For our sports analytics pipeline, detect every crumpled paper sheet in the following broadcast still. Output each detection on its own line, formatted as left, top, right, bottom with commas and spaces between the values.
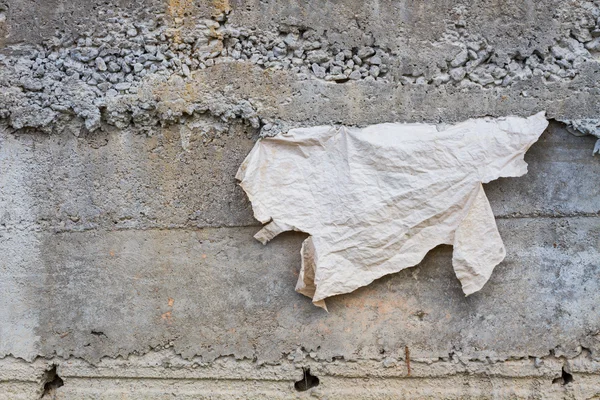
236, 112, 548, 309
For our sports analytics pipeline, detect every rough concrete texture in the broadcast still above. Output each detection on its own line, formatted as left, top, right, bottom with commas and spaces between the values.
3, 351, 600, 399
1, 0, 600, 398
3, 0, 600, 135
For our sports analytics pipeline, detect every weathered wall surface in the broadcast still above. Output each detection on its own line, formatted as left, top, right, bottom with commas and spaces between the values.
0, 0, 599, 398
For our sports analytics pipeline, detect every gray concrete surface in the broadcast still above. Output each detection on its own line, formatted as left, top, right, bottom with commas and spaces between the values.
1, 0, 600, 398
3, 215, 600, 363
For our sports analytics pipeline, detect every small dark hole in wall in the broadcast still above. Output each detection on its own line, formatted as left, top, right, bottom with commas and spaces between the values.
41, 365, 64, 398
294, 368, 319, 391
552, 367, 574, 385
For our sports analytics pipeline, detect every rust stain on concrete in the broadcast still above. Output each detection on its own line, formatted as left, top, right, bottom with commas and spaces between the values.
167, 0, 194, 18
166, 0, 194, 43
161, 310, 173, 324
405, 346, 411, 376
212, 0, 231, 16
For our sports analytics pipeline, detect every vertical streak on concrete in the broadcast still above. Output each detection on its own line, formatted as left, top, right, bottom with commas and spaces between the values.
0, 130, 40, 360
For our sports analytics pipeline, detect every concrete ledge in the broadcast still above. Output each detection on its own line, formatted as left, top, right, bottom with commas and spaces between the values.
1, 122, 598, 235
1, 353, 600, 399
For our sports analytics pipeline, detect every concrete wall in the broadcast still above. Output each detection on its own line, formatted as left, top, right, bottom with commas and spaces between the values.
0, 0, 599, 398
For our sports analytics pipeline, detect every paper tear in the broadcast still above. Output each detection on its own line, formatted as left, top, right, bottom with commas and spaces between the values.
236, 112, 548, 307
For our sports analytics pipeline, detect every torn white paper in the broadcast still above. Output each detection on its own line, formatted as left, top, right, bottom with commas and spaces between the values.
237, 112, 548, 308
